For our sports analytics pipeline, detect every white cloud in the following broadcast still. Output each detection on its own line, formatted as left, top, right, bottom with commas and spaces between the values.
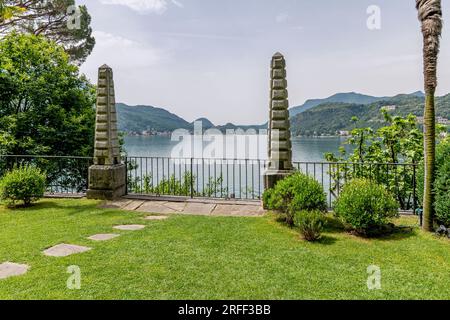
99, 0, 182, 14
171, 0, 184, 8
275, 13, 289, 23
81, 31, 165, 74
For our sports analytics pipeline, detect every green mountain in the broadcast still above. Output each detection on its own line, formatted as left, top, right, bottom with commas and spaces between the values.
116, 103, 191, 133
291, 93, 450, 136
116, 92, 448, 137
289, 91, 425, 117
192, 118, 215, 129
116, 103, 266, 134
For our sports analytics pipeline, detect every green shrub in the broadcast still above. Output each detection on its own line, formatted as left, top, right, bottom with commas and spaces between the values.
0, 165, 46, 207
262, 188, 275, 210
435, 139, 450, 226
334, 178, 399, 234
417, 138, 450, 226
266, 173, 327, 225
294, 210, 325, 241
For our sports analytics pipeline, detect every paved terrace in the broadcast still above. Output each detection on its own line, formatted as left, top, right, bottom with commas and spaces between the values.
103, 196, 266, 217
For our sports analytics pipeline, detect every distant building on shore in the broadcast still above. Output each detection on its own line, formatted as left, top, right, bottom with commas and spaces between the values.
416, 116, 449, 125
416, 116, 450, 125
438, 117, 450, 125
382, 105, 397, 111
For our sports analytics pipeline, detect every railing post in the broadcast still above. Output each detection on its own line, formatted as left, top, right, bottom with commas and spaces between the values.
413, 163, 420, 226
125, 156, 128, 195
190, 158, 194, 198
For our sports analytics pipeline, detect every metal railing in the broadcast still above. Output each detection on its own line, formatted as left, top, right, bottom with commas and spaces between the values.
125, 157, 266, 200
293, 162, 418, 211
125, 156, 418, 211
0, 155, 418, 210
0, 155, 93, 195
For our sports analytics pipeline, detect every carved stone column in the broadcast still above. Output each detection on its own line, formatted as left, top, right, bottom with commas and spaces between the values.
87, 65, 126, 200
264, 53, 294, 189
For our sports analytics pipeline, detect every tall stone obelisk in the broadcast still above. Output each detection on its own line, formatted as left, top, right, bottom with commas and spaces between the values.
264, 52, 294, 189
87, 65, 126, 200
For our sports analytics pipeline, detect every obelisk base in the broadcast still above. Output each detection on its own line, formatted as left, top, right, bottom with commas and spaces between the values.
87, 164, 126, 200
264, 169, 294, 190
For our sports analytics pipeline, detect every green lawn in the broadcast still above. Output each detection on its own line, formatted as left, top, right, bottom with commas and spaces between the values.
0, 199, 449, 300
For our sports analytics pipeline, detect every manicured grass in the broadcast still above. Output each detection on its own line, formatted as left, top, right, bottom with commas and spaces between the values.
0, 199, 449, 300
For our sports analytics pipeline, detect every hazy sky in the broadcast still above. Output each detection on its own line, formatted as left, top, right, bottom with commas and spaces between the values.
78, 0, 450, 125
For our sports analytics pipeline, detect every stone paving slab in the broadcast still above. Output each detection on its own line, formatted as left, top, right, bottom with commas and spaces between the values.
183, 203, 217, 215
0, 262, 29, 280
113, 224, 146, 231
212, 204, 265, 217
43, 244, 92, 257
122, 200, 145, 211
137, 201, 178, 214
144, 216, 169, 221
163, 202, 187, 212
88, 234, 120, 241
101, 199, 132, 209
108, 198, 266, 217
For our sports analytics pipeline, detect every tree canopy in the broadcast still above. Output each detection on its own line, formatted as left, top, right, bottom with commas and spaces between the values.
0, 0, 95, 65
0, 33, 96, 157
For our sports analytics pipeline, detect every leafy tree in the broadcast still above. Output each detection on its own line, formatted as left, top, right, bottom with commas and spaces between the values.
416, 0, 442, 231
326, 110, 446, 211
0, 0, 95, 65
326, 111, 424, 164
0, 0, 24, 21
0, 32, 96, 157
326, 111, 423, 210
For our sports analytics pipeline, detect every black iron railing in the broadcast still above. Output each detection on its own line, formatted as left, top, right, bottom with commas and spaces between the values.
125, 156, 418, 211
0, 155, 93, 195
0, 155, 418, 210
293, 162, 418, 211
125, 157, 266, 200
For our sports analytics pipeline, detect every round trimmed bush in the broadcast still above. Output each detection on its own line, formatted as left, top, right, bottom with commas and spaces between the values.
334, 178, 399, 234
264, 172, 327, 225
294, 210, 325, 241
0, 165, 46, 207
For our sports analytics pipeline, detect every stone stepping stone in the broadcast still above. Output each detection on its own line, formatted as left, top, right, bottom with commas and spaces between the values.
144, 216, 169, 221
0, 262, 29, 280
88, 234, 120, 241
113, 225, 146, 231
43, 244, 92, 257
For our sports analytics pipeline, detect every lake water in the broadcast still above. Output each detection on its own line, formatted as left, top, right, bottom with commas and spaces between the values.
124, 135, 349, 162
124, 135, 351, 203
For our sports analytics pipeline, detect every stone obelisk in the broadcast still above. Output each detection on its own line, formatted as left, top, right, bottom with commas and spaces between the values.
264, 52, 294, 189
87, 65, 126, 200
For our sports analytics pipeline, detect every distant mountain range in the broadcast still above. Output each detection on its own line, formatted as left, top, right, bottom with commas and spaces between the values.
289, 91, 425, 117
116, 91, 449, 136
117, 103, 190, 133
290, 92, 450, 136
116, 103, 266, 134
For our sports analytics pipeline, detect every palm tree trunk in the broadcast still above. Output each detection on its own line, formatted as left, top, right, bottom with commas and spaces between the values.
416, 0, 442, 232
423, 94, 436, 231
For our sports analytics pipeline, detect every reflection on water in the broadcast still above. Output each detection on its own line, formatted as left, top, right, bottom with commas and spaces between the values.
124, 135, 350, 162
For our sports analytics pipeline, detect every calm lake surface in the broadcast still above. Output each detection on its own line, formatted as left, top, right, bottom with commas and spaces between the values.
124, 135, 349, 162
124, 135, 354, 203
